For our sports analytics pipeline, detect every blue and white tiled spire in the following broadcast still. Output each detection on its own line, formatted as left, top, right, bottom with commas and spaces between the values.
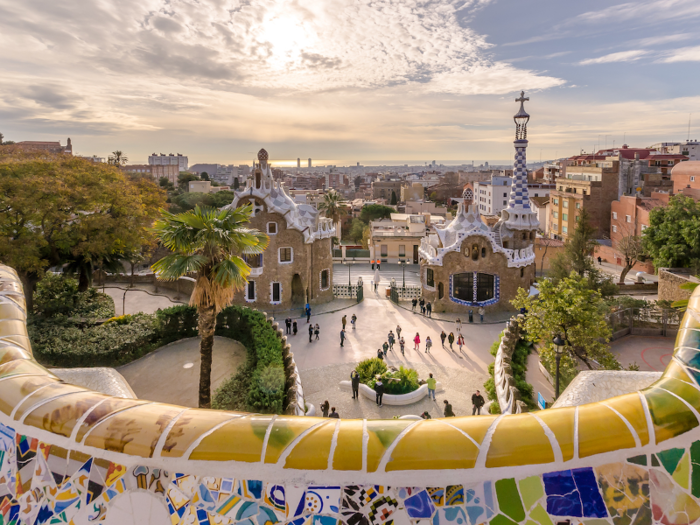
503, 91, 540, 231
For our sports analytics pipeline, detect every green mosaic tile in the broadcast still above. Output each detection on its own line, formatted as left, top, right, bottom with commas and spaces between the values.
627, 455, 647, 466
691, 440, 700, 498
630, 502, 651, 525
584, 520, 613, 525
651, 454, 660, 467
529, 503, 554, 525
495, 478, 525, 522
673, 451, 690, 489
518, 476, 544, 512
490, 514, 519, 525
657, 447, 685, 475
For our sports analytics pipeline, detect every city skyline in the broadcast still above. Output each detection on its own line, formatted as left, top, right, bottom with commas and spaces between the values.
1, 0, 700, 164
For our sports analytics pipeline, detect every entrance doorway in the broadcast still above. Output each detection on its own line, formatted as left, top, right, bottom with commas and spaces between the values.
291, 274, 305, 306
413, 245, 419, 264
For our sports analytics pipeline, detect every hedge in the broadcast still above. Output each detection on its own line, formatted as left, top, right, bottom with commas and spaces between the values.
27, 304, 288, 414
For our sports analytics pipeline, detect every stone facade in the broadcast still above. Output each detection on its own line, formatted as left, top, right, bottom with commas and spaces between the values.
225, 149, 335, 309
658, 268, 700, 303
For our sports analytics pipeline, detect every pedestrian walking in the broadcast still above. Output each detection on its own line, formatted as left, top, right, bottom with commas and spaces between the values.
421, 304, 426, 315
419, 298, 425, 313
377, 260, 381, 270
399, 337, 405, 355
340, 328, 346, 347
440, 331, 447, 348
478, 307, 485, 323
351, 314, 357, 329
420, 411, 432, 419
374, 281, 378, 292
372, 259, 375, 270
426, 302, 432, 317
314, 323, 320, 341
350, 370, 360, 399
374, 376, 384, 406
448, 332, 455, 350
321, 400, 330, 417
427, 373, 436, 400
292, 320, 298, 335
468, 309, 473, 323
412, 298, 417, 311
329, 407, 340, 418
377, 348, 384, 360
443, 399, 455, 417
597, 256, 602, 265
308, 324, 314, 342
425, 336, 432, 354
472, 390, 485, 415
388, 331, 395, 350
457, 334, 464, 352
306, 304, 312, 323
342, 315, 347, 330
382, 341, 389, 357
285, 318, 292, 335
413, 333, 421, 351
396, 325, 402, 339
456, 318, 462, 333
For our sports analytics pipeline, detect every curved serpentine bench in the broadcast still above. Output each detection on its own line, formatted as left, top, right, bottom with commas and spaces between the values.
0, 263, 699, 524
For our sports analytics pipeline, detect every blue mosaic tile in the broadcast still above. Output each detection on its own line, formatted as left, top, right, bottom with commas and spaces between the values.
404, 490, 436, 519
543, 469, 607, 518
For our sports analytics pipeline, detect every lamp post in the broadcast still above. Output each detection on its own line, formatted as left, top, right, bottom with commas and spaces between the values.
342, 258, 354, 287
399, 258, 407, 288
552, 334, 565, 400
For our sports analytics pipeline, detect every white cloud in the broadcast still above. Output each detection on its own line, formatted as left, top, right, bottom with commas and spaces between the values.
0, 0, 561, 96
637, 33, 695, 47
579, 50, 647, 65
575, 0, 700, 24
661, 45, 700, 63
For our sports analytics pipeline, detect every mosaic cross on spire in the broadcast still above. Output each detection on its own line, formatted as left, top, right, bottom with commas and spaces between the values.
514, 91, 530, 141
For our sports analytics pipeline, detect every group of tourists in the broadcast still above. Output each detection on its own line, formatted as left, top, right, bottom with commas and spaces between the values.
411, 298, 433, 317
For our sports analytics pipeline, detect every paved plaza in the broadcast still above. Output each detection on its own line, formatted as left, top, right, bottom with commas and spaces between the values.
611, 335, 674, 372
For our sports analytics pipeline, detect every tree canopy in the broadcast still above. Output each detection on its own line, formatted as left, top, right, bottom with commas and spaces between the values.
318, 190, 349, 224
643, 195, 700, 272
169, 191, 235, 213
359, 204, 394, 223
0, 150, 165, 306
512, 272, 620, 385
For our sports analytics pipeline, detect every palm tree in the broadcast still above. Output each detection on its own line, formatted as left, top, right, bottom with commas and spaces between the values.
109, 150, 128, 166
318, 190, 349, 236
151, 204, 268, 408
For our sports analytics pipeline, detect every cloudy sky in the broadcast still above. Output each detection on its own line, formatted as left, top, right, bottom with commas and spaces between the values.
1, 0, 699, 165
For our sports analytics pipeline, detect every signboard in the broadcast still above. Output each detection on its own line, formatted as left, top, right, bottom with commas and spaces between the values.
537, 392, 546, 410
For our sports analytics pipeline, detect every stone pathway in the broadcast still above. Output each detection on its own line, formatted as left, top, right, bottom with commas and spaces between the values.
117, 337, 247, 407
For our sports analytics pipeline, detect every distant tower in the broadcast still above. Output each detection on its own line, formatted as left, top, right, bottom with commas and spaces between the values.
357, 162, 360, 167
308, 158, 312, 168
502, 91, 539, 231
297, 158, 300, 168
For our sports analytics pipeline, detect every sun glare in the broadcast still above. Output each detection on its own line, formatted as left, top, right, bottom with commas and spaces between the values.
257, 13, 316, 70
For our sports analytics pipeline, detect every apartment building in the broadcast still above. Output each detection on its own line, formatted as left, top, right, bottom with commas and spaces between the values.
369, 213, 428, 264
549, 157, 619, 240
474, 175, 512, 215
149, 153, 188, 171
121, 164, 179, 184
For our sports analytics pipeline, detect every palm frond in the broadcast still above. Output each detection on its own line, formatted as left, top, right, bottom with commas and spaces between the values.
152, 254, 207, 280
211, 256, 250, 290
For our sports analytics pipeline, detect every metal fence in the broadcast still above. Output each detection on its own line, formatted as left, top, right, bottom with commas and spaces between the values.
607, 307, 682, 338
389, 283, 422, 303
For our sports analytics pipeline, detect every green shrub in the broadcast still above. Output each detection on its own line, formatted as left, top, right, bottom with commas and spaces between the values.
356, 358, 420, 395
33, 274, 114, 318
356, 357, 387, 384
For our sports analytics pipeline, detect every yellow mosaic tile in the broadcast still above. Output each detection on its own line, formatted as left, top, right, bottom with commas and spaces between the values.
283, 420, 335, 470
486, 414, 554, 468
265, 417, 325, 464
445, 414, 499, 445
0, 320, 27, 338
686, 294, 700, 314
0, 374, 60, 416
189, 416, 274, 462
161, 410, 241, 458
680, 312, 700, 331
664, 359, 694, 384
14, 382, 89, 421
84, 403, 183, 457
0, 359, 51, 381
0, 335, 32, 354
74, 397, 150, 442
385, 420, 479, 471
655, 377, 700, 409
535, 407, 576, 462
604, 393, 650, 446
332, 419, 364, 471
23, 391, 112, 438
0, 345, 30, 367
366, 419, 415, 473
645, 387, 699, 444
0, 303, 24, 321
578, 403, 637, 458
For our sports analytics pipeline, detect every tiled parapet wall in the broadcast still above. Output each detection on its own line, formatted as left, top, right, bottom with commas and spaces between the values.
4, 265, 700, 524
493, 317, 527, 415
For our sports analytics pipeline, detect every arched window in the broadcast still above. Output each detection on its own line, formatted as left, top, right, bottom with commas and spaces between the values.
481, 247, 486, 258
438, 282, 444, 299
522, 233, 527, 240
471, 245, 479, 261
520, 267, 524, 278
